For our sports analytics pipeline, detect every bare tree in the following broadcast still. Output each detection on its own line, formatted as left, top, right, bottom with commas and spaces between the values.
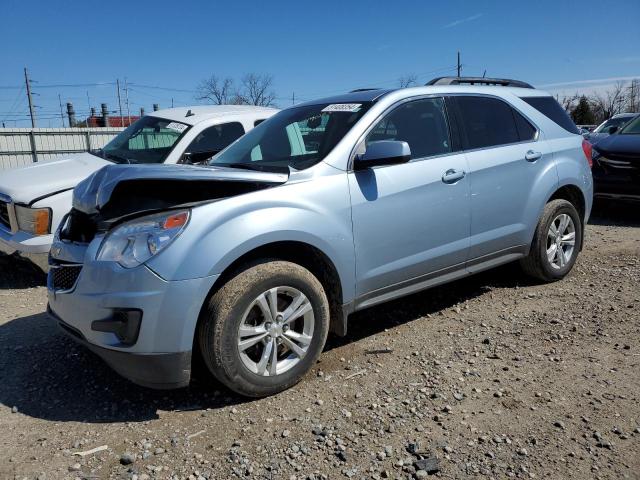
398, 74, 418, 88
196, 75, 235, 104
236, 73, 277, 107
590, 81, 627, 120
558, 93, 580, 112
627, 79, 640, 112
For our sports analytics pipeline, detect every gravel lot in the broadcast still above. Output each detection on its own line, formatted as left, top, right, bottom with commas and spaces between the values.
1, 202, 639, 480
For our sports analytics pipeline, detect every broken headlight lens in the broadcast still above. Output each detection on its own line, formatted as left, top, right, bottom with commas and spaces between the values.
97, 210, 190, 268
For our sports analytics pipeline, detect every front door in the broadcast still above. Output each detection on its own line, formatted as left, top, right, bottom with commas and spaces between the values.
349, 97, 471, 302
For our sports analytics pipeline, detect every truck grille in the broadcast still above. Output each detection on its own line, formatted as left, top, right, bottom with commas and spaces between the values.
50, 265, 82, 291
0, 202, 10, 229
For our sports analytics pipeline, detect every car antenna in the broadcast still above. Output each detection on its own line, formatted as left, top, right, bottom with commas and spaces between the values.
185, 109, 195, 117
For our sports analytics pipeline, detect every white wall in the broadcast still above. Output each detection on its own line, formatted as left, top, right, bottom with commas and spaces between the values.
0, 128, 124, 170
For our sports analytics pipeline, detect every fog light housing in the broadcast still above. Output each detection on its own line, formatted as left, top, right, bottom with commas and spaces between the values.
91, 309, 142, 346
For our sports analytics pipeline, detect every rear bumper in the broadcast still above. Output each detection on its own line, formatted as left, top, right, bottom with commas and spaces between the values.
49, 306, 192, 389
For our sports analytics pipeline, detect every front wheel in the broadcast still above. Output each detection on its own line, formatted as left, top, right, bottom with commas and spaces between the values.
520, 199, 583, 282
198, 260, 330, 397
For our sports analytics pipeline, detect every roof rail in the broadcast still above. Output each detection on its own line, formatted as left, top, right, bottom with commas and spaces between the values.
349, 88, 381, 93
426, 76, 534, 89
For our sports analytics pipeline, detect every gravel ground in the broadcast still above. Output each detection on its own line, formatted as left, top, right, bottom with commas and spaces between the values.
1, 202, 639, 480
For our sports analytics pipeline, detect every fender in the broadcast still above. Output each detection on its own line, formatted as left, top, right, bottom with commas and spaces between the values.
146, 171, 357, 304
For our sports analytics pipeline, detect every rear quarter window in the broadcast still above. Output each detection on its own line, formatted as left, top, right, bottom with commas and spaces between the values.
520, 96, 580, 135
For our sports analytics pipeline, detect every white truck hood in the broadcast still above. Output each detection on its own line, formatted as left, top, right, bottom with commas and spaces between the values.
0, 152, 109, 204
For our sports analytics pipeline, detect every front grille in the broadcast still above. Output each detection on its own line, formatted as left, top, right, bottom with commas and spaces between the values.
0, 202, 10, 229
51, 265, 82, 291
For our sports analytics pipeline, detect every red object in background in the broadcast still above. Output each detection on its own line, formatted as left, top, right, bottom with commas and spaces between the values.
582, 139, 593, 168
85, 116, 140, 128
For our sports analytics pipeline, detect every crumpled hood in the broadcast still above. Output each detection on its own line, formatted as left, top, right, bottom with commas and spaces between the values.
0, 152, 109, 204
72, 163, 289, 222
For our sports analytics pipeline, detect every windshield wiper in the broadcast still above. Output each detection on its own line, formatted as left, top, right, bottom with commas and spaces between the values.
103, 152, 133, 164
212, 162, 287, 173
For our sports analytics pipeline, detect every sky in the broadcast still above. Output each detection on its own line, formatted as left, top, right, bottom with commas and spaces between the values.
1, 0, 639, 127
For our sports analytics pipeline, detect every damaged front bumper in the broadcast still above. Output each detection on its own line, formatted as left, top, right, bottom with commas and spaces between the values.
47, 256, 219, 389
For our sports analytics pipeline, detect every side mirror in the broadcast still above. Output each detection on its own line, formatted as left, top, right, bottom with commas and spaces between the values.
353, 140, 411, 170
607, 126, 619, 134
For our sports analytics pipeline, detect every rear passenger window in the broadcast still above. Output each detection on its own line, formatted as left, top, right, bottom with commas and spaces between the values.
365, 97, 452, 160
520, 96, 580, 134
254, 119, 265, 127
456, 96, 520, 149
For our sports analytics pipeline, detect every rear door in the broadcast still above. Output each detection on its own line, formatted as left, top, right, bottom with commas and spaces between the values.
450, 95, 552, 262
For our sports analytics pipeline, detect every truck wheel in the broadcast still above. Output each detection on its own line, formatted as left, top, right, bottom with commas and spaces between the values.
520, 199, 582, 282
198, 260, 330, 397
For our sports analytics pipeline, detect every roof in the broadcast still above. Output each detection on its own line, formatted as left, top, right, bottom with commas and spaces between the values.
293, 82, 552, 109
148, 105, 279, 125
296, 89, 392, 107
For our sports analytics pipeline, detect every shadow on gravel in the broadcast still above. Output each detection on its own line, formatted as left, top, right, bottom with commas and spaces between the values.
0, 252, 47, 289
327, 262, 533, 351
0, 263, 531, 424
589, 199, 640, 227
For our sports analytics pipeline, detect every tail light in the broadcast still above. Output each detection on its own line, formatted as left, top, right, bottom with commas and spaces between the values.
582, 139, 593, 168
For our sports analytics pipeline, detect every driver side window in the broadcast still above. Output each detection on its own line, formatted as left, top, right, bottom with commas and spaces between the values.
185, 122, 245, 155
365, 97, 452, 160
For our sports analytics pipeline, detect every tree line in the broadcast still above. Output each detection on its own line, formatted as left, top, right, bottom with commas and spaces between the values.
195, 73, 640, 126
196, 73, 277, 107
559, 79, 640, 125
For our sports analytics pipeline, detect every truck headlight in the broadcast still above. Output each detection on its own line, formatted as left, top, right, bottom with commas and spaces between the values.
14, 205, 51, 235
97, 210, 190, 268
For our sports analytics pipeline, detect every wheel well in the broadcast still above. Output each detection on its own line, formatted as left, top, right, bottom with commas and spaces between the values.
207, 241, 346, 336
549, 185, 585, 222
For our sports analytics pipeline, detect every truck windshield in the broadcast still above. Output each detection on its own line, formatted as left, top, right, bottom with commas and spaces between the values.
97, 116, 190, 164
210, 102, 373, 171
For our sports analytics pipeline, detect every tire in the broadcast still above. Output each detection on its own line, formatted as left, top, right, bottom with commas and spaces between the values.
520, 199, 583, 282
198, 260, 330, 397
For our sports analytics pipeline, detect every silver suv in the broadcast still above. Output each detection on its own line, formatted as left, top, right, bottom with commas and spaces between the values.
48, 77, 593, 397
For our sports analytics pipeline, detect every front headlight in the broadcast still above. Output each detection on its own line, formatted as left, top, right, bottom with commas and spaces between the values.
97, 210, 190, 268
15, 205, 51, 235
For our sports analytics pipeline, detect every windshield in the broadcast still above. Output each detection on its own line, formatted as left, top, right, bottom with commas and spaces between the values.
209, 102, 373, 171
97, 116, 190, 164
594, 116, 631, 133
619, 115, 640, 135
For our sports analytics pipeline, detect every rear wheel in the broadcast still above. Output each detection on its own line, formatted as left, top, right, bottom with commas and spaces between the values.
520, 199, 582, 282
198, 260, 330, 397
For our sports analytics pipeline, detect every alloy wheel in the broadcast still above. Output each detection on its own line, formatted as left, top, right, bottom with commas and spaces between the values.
237, 286, 315, 376
546, 213, 576, 270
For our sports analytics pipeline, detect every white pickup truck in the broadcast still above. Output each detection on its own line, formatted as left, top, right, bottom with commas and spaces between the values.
0, 105, 277, 267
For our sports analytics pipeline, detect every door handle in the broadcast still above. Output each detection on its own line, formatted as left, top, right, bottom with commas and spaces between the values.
442, 168, 466, 184
525, 150, 542, 162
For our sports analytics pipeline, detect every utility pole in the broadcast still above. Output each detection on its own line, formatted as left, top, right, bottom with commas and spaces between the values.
86, 91, 91, 114
58, 93, 65, 127
116, 79, 124, 127
24, 67, 36, 128
171, 98, 174, 108
124, 78, 131, 125
292, 92, 295, 105
456, 52, 462, 78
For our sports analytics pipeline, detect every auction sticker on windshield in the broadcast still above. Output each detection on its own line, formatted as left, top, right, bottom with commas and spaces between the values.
165, 122, 188, 133
322, 104, 362, 113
